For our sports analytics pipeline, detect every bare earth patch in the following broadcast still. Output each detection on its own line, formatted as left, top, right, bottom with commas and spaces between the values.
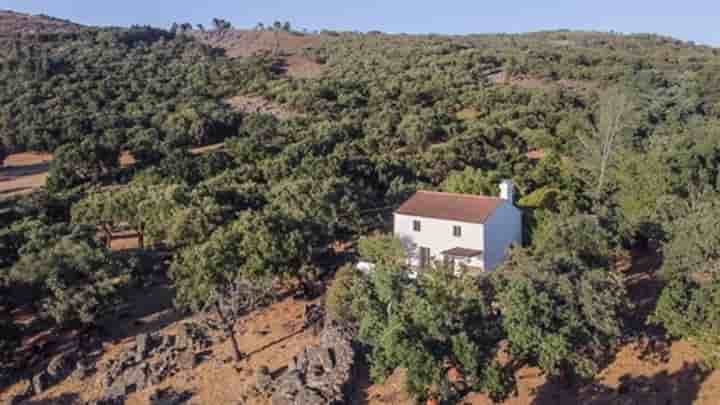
0, 152, 52, 197
195, 30, 326, 79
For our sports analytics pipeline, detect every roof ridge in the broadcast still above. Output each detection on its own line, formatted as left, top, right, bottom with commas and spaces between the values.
416, 190, 502, 200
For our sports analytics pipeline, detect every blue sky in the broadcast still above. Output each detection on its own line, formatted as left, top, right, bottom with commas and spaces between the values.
3, 0, 718, 46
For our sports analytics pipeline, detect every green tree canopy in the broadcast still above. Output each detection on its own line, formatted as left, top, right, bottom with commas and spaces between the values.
46, 139, 120, 192
495, 249, 628, 383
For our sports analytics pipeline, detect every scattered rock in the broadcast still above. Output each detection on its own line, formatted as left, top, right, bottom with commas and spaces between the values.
99, 327, 212, 400
177, 349, 197, 370
135, 333, 151, 362
176, 324, 191, 349
255, 365, 274, 394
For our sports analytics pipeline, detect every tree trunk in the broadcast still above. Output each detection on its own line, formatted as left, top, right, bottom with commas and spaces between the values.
215, 303, 242, 362
102, 224, 113, 249
137, 222, 145, 249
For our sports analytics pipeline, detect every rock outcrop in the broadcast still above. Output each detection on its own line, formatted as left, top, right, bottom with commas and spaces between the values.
270, 320, 357, 405
97, 322, 212, 403
32, 350, 78, 394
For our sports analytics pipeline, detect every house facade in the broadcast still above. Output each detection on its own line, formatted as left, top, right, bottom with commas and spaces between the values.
393, 180, 522, 272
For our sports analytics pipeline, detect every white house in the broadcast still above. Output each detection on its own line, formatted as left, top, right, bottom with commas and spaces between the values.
393, 180, 522, 273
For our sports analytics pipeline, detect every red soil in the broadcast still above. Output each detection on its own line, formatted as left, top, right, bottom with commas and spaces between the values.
0, 152, 52, 197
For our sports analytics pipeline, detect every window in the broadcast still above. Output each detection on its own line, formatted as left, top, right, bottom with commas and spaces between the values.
413, 220, 421, 232
453, 225, 462, 237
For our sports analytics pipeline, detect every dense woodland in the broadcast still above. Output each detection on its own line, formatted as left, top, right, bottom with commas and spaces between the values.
2, 21, 720, 403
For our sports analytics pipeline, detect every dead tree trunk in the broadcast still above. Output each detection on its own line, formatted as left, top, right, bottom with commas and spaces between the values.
215, 302, 242, 362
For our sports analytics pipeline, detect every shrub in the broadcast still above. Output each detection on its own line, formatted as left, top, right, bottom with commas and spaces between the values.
326, 265, 359, 323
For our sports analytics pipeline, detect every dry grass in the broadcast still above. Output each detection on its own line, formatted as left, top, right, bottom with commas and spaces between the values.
195, 30, 327, 79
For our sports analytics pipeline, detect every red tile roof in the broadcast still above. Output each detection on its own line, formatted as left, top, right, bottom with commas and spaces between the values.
395, 191, 504, 224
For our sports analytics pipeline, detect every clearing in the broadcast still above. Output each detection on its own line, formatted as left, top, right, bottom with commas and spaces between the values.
0, 152, 52, 197
195, 30, 327, 79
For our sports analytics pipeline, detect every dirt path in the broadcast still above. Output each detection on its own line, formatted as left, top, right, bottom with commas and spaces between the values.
0, 152, 52, 197
0, 143, 225, 198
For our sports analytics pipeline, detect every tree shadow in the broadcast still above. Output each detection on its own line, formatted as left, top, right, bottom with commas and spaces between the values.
149, 388, 194, 404
0, 186, 32, 195
244, 328, 306, 359
622, 247, 673, 364
623, 247, 665, 338
12, 392, 80, 405
4, 280, 183, 397
270, 58, 289, 75
530, 361, 713, 405
0, 161, 50, 181
98, 282, 185, 342
344, 348, 372, 405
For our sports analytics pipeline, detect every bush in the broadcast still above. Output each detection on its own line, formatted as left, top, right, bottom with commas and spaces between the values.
9, 224, 121, 325
325, 265, 359, 323
652, 276, 720, 368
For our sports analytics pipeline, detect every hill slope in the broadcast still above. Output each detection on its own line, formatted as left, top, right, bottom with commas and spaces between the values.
2, 10, 720, 405
0, 10, 83, 37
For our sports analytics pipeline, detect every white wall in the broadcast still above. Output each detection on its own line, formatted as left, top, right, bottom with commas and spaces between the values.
482, 201, 522, 271
393, 214, 484, 268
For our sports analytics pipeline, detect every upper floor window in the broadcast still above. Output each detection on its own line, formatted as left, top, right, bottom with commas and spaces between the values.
413, 220, 421, 232
453, 225, 462, 237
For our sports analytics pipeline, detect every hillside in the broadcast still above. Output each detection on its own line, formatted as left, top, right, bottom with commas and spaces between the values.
0, 10, 83, 37
2, 10, 720, 405
192, 29, 327, 78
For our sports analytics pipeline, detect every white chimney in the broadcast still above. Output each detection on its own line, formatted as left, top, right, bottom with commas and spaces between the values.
499, 180, 514, 202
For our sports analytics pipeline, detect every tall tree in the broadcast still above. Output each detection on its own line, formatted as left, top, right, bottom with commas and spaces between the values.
9, 222, 120, 326
347, 237, 513, 402
171, 211, 306, 361
443, 167, 500, 196
575, 88, 635, 196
